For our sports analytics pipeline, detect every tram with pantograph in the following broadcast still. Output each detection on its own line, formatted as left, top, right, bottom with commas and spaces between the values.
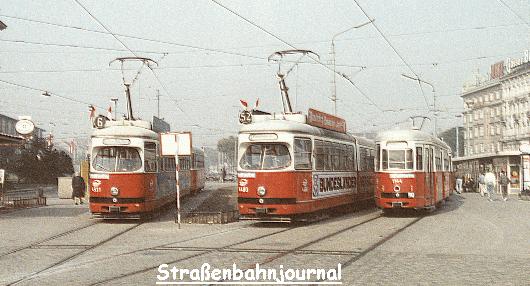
237, 50, 375, 222
374, 128, 454, 213
88, 57, 205, 219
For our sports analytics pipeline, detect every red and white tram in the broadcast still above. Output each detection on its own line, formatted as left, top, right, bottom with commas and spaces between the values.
374, 129, 454, 212
237, 109, 375, 222
89, 119, 205, 219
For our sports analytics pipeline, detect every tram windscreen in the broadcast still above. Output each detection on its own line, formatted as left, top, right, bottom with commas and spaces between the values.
93, 146, 142, 172
240, 144, 291, 170
383, 149, 413, 170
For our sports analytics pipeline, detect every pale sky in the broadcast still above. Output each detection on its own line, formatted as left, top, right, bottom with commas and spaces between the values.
0, 0, 528, 150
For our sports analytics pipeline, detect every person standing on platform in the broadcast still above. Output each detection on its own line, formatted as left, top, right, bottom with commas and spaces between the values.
71, 173, 86, 205
484, 170, 496, 202
478, 172, 486, 197
499, 170, 510, 201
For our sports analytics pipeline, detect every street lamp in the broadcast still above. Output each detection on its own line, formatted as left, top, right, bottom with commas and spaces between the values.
401, 74, 437, 135
330, 19, 373, 115
455, 114, 463, 157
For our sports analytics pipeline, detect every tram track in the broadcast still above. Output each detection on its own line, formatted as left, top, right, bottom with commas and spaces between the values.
0, 220, 101, 259
88, 212, 383, 285
173, 213, 421, 286
6, 222, 143, 286
89, 223, 304, 285
304, 216, 424, 285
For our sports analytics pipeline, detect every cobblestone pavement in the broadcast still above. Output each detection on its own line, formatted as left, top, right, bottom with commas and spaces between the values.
0, 189, 528, 285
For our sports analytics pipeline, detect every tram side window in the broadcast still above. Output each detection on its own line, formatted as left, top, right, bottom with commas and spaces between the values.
416, 147, 423, 170
315, 140, 325, 171
314, 140, 355, 171
348, 145, 356, 171
179, 157, 191, 170
366, 148, 375, 171
375, 145, 380, 171
144, 142, 157, 172
359, 147, 368, 171
294, 138, 312, 170
435, 151, 442, 171
443, 152, 449, 171
193, 152, 205, 169
161, 157, 176, 172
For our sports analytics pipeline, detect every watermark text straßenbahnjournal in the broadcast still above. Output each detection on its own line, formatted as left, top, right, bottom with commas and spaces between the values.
157, 263, 342, 285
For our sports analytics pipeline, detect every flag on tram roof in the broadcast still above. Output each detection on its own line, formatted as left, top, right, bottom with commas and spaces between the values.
107, 105, 112, 120
239, 99, 248, 109
89, 105, 96, 119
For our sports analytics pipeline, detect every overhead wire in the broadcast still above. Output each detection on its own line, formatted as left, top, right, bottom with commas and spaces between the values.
0, 13, 266, 61
351, 0, 431, 110
496, 0, 530, 28
209, 0, 385, 112
0, 78, 107, 110
72, 0, 233, 134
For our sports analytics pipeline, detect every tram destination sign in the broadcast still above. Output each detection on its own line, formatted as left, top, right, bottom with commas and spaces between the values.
307, 108, 346, 133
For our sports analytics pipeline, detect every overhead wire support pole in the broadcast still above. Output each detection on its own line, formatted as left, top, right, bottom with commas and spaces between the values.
210, 0, 384, 113
331, 19, 374, 115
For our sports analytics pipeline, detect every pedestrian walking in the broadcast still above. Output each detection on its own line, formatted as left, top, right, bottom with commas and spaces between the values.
219, 166, 226, 183
71, 173, 86, 205
484, 171, 496, 202
499, 170, 510, 201
478, 172, 486, 197
455, 175, 463, 194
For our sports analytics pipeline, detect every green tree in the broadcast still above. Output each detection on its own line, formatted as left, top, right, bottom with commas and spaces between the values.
11, 137, 73, 184
217, 136, 237, 172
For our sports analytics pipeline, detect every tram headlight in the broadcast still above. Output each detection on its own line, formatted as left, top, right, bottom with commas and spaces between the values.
257, 186, 266, 197
110, 186, 119, 196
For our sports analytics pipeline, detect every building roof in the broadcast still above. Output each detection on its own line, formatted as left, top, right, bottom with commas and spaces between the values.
0, 132, 24, 145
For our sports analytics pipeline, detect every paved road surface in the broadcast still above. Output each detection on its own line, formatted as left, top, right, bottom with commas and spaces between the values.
0, 187, 528, 285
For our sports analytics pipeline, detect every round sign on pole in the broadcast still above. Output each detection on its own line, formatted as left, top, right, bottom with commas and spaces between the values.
15, 119, 35, 135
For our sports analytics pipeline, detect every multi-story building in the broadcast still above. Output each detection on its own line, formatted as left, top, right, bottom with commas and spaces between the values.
454, 50, 530, 194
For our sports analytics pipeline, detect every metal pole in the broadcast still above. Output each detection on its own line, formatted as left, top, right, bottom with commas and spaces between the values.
111, 98, 118, 120
157, 89, 160, 118
433, 90, 437, 136
174, 141, 181, 228
455, 127, 459, 157
332, 40, 337, 115
124, 84, 134, 120
234, 138, 237, 173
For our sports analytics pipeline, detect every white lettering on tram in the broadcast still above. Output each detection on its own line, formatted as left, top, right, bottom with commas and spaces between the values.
312, 173, 357, 198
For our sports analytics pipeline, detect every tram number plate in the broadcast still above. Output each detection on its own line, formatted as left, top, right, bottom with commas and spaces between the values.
109, 206, 120, 212
392, 202, 403, 208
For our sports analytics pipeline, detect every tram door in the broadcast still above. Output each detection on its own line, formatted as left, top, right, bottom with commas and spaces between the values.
424, 146, 435, 206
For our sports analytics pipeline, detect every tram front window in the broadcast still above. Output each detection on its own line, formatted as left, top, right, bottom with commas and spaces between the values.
240, 144, 291, 170
93, 146, 142, 172
383, 149, 413, 170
